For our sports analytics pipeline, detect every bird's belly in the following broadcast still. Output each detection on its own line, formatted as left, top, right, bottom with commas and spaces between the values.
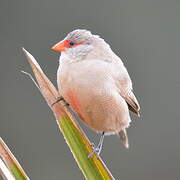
58, 62, 130, 132
60, 85, 130, 132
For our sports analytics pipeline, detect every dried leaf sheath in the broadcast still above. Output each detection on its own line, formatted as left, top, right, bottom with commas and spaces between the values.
22, 48, 115, 180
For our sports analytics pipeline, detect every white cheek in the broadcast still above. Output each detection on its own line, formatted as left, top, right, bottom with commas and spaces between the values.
68, 45, 93, 57
59, 52, 70, 65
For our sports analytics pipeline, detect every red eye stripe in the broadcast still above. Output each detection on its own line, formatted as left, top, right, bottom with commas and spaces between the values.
51, 40, 85, 52
65, 40, 85, 48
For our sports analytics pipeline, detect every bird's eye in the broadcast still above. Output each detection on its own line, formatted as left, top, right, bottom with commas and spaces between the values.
69, 41, 75, 46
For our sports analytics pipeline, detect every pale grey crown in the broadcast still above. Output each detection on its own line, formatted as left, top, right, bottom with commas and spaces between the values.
65, 29, 106, 44
65, 29, 93, 44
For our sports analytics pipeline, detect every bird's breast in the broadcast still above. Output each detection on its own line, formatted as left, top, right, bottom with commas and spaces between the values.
57, 60, 130, 132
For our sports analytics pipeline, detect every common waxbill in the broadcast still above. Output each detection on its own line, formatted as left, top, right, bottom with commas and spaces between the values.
52, 29, 140, 156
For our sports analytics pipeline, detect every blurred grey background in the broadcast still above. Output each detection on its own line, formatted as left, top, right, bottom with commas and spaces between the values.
0, 0, 180, 179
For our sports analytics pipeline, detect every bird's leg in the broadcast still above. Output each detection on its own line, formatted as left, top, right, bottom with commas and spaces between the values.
51, 96, 69, 107
88, 131, 105, 158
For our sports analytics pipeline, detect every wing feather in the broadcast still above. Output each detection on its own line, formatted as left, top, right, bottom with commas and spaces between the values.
116, 71, 140, 116
124, 91, 140, 116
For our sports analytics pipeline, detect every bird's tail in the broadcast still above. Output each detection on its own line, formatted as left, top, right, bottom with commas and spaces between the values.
118, 129, 129, 148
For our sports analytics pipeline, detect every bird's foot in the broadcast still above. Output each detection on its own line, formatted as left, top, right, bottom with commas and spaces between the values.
88, 144, 102, 158
51, 96, 69, 107
88, 132, 105, 158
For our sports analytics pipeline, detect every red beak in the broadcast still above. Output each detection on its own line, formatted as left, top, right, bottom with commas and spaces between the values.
51, 41, 66, 52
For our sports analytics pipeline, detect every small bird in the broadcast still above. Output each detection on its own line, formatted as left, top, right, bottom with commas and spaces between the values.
52, 29, 140, 157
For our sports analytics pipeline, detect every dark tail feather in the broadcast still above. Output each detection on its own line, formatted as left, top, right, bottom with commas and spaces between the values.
118, 129, 129, 148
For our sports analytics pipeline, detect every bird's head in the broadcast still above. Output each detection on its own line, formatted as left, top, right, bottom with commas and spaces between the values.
51, 29, 108, 60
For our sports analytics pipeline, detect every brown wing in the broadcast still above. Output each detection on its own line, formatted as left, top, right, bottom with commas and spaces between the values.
115, 65, 140, 117
116, 74, 140, 116
124, 91, 140, 116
